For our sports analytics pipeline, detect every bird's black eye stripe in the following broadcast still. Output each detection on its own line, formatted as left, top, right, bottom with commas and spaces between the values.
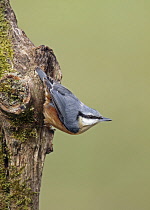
79, 112, 101, 119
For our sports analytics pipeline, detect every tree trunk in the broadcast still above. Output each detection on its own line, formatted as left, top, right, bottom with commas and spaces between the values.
0, 0, 62, 209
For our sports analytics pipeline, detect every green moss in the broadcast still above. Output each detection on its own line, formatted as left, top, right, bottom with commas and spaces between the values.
1, 75, 37, 142
0, 2, 37, 209
0, 75, 37, 143
12, 126, 37, 142
0, 76, 25, 107
0, 1, 38, 142
8, 107, 37, 142
10, 107, 35, 126
0, 134, 34, 209
8, 166, 34, 209
0, 0, 14, 79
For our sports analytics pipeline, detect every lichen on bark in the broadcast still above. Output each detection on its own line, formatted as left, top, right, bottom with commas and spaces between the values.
0, 139, 34, 209
0, 1, 35, 209
0, 0, 13, 78
0, 0, 62, 209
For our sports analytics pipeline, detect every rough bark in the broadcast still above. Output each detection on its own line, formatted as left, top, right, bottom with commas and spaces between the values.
0, 0, 62, 209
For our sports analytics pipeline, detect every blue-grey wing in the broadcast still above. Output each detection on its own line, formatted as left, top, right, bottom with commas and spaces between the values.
50, 83, 80, 133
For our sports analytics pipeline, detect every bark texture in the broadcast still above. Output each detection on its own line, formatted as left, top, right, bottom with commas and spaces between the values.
0, 0, 62, 209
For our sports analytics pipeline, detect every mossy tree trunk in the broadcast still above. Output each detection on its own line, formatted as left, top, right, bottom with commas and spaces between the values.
0, 0, 62, 209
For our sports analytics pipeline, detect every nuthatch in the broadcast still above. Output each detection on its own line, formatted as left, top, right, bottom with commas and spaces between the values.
36, 67, 112, 135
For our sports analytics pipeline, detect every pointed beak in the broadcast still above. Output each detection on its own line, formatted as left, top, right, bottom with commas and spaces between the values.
99, 117, 112, 122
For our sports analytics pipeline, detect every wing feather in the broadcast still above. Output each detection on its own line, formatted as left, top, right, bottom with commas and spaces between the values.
49, 82, 80, 133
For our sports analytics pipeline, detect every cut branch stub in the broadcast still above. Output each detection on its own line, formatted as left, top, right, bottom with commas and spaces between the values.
0, 0, 63, 208
34, 45, 62, 82
0, 73, 31, 114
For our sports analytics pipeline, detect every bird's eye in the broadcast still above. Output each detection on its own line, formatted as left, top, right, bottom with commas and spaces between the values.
88, 115, 93, 118
87, 115, 99, 119
79, 112, 100, 119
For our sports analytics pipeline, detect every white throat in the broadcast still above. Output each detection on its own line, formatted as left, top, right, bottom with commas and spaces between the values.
78, 116, 100, 133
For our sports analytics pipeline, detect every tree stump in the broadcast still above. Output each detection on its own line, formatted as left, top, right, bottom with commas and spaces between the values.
0, 0, 62, 209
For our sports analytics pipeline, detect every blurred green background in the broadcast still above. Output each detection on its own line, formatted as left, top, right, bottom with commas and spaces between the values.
11, 1, 150, 209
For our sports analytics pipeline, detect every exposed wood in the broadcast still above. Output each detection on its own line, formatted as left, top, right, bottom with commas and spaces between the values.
0, 0, 62, 209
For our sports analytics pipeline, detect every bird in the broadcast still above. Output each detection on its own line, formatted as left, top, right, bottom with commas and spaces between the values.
36, 67, 112, 135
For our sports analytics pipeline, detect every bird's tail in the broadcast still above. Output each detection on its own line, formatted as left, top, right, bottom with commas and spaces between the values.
36, 67, 48, 81
35, 67, 54, 89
